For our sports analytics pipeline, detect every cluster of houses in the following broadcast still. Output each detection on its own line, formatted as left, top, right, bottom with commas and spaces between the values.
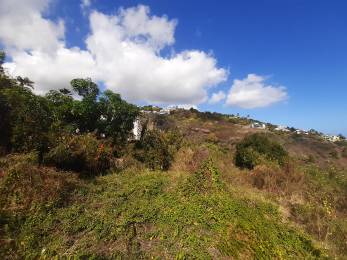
323, 135, 341, 142
249, 122, 342, 143
135, 108, 344, 144
140, 105, 180, 115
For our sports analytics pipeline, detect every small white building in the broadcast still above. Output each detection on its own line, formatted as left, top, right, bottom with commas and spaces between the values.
159, 108, 171, 115
250, 122, 266, 129
274, 125, 290, 132
294, 129, 309, 135
295, 129, 302, 134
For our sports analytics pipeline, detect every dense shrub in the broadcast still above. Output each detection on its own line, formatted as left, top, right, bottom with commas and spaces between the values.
44, 134, 113, 176
235, 133, 288, 169
134, 130, 182, 170
134, 130, 171, 170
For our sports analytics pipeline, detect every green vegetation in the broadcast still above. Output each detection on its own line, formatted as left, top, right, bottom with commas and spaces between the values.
0, 156, 324, 259
235, 133, 288, 169
134, 129, 182, 170
0, 51, 346, 258
44, 134, 113, 176
0, 55, 138, 155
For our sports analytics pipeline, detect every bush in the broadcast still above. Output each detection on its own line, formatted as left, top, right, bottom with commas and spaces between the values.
235, 133, 288, 169
44, 134, 113, 176
134, 130, 181, 170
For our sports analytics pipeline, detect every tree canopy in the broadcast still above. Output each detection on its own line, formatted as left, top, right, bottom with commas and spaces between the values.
0, 52, 139, 155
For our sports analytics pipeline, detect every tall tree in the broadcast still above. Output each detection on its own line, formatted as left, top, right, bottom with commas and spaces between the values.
70, 78, 100, 133
98, 90, 139, 144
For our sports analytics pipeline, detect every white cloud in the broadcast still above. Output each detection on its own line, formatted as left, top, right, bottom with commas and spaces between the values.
117, 5, 177, 51
81, 0, 91, 8
208, 90, 226, 104
6, 47, 96, 95
2, 3, 227, 105
0, 0, 64, 54
225, 74, 287, 109
80, 0, 92, 15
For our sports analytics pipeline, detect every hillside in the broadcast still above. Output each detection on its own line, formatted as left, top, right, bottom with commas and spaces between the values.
1, 108, 346, 259
0, 62, 346, 259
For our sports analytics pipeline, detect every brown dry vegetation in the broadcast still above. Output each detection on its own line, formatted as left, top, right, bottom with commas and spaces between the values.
169, 110, 347, 258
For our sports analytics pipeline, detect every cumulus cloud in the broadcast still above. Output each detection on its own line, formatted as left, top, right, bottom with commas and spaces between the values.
208, 90, 226, 104
225, 74, 287, 109
0, 0, 64, 54
2, 1, 227, 105
7, 48, 96, 95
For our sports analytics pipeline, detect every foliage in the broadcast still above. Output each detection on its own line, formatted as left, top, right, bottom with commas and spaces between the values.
134, 130, 173, 170
0, 57, 139, 153
338, 134, 346, 140
287, 165, 347, 257
45, 89, 75, 128
235, 133, 288, 169
141, 105, 161, 111
0, 50, 345, 258
44, 134, 113, 176
69, 78, 100, 133
2, 86, 52, 153
98, 90, 139, 144
0, 154, 80, 259
0, 165, 324, 258
183, 158, 222, 194
0, 91, 11, 153
70, 78, 99, 99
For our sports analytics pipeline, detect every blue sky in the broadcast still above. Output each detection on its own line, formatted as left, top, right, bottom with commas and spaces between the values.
1, 0, 346, 135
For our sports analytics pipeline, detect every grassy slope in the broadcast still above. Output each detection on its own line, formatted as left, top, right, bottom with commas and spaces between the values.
1, 157, 324, 259
1, 111, 346, 259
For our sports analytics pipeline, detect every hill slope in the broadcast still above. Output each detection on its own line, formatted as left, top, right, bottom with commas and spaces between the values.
1, 110, 346, 259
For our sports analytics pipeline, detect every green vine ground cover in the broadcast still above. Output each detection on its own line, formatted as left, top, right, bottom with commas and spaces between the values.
0, 158, 325, 259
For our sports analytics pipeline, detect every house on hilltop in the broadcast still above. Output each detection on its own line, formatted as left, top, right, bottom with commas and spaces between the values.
274, 125, 290, 132
250, 122, 266, 129
323, 135, 340, 142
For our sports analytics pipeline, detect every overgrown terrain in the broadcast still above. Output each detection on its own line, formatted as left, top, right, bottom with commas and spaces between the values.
0, 50, 346, 259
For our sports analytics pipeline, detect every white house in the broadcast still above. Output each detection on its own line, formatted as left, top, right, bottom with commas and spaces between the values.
274, 125, 290, 132
295, 129, 309, 135
295, 129, 302, 134
250, 122, 266, 129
